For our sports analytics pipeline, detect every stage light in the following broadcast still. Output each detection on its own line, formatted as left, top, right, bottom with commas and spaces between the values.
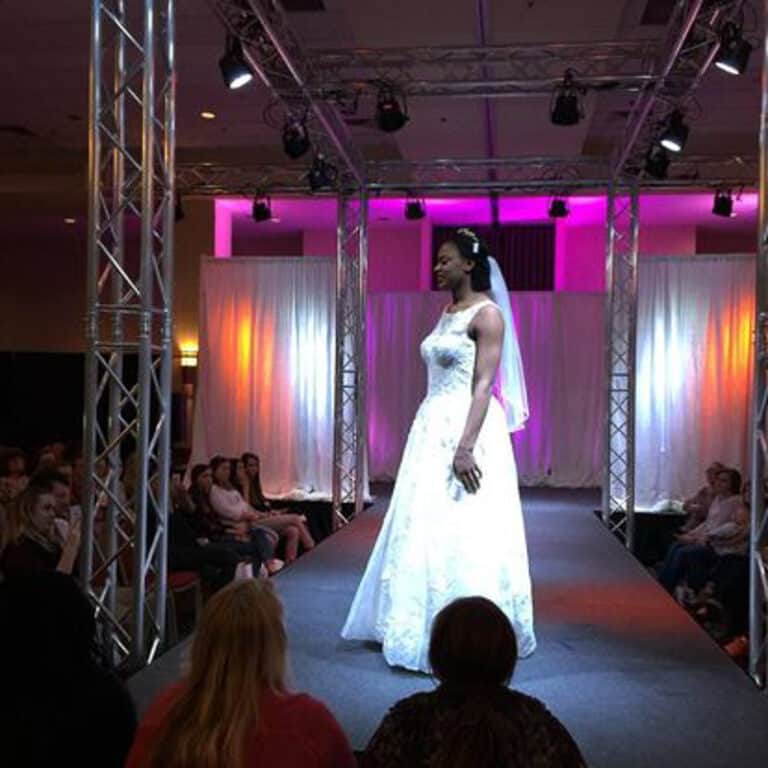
712, 189, 733, 217
659, 111, 688, 153
715, 21, 752, 75
548, 198, 569, 218
174, 196, 185, 222
375, 85, 409, 133
282, 117, 310, 159
308, 154, 338, 192
64, 217, 76, 225
550, 70, 582, 126
252, 198, 272, 222
405, 199, 425, 220
200, 110, 216, 120
644, 144, 670, 180
219, 34, 253, 90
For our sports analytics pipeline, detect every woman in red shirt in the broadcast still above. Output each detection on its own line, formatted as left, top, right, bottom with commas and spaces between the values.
127, 579, 355, 768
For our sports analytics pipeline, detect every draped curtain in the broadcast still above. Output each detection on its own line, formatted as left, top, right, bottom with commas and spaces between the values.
635, 256, 754, 510
192, 254, 755, 509
191, 258, 338, 499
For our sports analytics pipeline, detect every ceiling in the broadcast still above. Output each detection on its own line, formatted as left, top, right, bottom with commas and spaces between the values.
0, 0, 763, 229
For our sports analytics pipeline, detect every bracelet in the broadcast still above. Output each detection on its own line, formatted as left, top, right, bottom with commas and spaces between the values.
457, 444, 474, 452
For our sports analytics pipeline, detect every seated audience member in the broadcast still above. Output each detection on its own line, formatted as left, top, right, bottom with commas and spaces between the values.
681, 461, 725, 531
210, 455, 314, 565
190, 463, 278, 576
658, 467, 747, 596
29, 469, 78, 543
126, 579, 356, 768
0, 447, 30, 498
363, 596, 585, 768
0, 571, 137, 767
167, 468, 245, 591
242, 452, 273, 510
0, 481, 81, 578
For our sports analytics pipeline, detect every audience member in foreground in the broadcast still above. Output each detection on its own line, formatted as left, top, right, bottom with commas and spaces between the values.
0, 572, 137, 767
680, 461, 725, 532
363, 596, 586, 768
127, 579, 356, 768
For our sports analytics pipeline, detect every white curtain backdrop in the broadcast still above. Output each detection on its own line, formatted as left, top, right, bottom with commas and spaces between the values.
192, 255, 754, 509
191, 258, 338, 499
636, 256, 754, 510
366, 292, 606, 487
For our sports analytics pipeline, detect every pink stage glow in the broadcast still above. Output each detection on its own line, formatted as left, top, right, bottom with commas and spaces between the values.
214, 192, 759, 291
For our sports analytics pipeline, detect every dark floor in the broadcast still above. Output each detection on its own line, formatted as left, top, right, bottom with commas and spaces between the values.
129, 487, 768, 767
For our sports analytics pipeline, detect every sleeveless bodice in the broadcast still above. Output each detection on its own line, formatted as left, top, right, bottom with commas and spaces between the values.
420, 299, 496, 400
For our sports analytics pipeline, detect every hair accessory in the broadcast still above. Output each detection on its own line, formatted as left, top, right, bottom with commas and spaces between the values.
457, 227, 481, 254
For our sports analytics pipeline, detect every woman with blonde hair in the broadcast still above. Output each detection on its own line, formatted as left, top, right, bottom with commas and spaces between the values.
0, 481, 81, 578
127, 579, 355, 768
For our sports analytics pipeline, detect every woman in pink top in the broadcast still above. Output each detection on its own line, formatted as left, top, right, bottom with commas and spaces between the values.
209, 456, 314, 564
126, 579, 356, 768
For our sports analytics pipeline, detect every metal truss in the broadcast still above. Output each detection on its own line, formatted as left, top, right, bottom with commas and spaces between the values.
308, 40, 664, 99
206, 0, 365, 187
749, 0, 768, 688
177, 154, 758, 197
602, 185, 639, 550
613, 0, 748, 178
332, 190, 368, 529
83, 0, 175, 670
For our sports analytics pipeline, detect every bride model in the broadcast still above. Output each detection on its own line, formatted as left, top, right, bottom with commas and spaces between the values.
341, 228, 536, 672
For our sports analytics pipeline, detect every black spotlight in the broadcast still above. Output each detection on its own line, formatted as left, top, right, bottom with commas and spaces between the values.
308, 154, 338, 192
174, 195, 185, 222
550, 70, 582, 126
715, 21, 753, 75
282, 117, 310, 159
375, 85, 409, 133
644, 144, 670, 180
712, 189, 733, 217
219, 34, 253, 90
659, 111, 689, 153
252, 198, 272, 222
405, 199, 425, 220
548, 198, 569, 218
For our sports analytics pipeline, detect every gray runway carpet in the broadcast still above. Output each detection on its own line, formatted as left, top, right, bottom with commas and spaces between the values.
129, 487, 768, 767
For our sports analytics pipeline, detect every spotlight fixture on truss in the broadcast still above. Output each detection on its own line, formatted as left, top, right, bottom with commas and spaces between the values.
712, 188, 734, 217
174, 195, 185, 222
548, 198, 569, 218
376, 84, 409, 133
252, 197, 272, 222
644, 144, 671, 180
308, 154, 338, 192
404, 197, 426, 220
715, 21, 753, 75
550, 70, 583, 127
219, 33, 254, 90
659, 110, 689, 153
282, 116, 310, 159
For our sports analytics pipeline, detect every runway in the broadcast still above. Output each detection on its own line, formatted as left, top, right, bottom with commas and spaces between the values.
129, 487, 768, 767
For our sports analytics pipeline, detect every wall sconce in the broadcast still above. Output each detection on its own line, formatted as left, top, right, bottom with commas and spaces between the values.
180, 344, 199, 368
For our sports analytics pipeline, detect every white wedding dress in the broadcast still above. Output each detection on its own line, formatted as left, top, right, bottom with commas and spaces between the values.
341, 298, 536, 672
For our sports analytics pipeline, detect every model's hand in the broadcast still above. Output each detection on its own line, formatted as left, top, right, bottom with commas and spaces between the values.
453, 447, 482, 494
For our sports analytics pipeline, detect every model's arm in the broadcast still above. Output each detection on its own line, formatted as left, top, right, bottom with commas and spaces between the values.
454, 305, 504, 493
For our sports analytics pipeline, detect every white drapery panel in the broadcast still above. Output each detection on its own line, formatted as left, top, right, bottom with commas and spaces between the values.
636, 256, 754, 510
366, 292, 606, 486
191, 258, 337, 498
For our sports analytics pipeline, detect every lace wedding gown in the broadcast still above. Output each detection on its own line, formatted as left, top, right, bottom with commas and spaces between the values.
341, 299, 536, 672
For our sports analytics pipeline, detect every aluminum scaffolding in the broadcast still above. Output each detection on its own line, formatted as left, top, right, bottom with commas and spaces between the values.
84, 0, 175, 669
749, 0, 768, 687
602, 186, 639, 548
333, 191, 369, 528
